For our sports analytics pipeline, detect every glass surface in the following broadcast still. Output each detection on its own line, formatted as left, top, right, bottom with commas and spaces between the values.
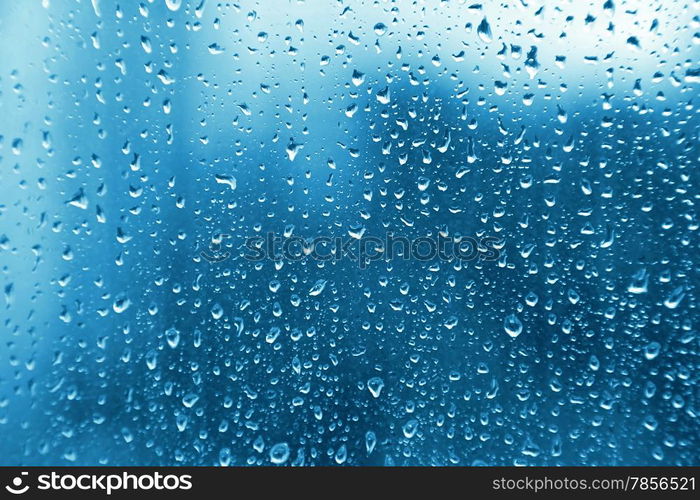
0, 0, 697, 465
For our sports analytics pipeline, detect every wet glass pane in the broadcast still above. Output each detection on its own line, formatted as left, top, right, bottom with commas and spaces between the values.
0, 0, 698, 466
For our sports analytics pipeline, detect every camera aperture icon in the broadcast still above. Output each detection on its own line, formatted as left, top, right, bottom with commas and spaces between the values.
5, 472, 29, 495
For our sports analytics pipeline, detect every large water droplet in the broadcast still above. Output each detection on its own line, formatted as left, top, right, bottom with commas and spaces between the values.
477, 17, 492, 43
309, 279, 327, 296
504, 314, 523, 338
269, 443, 290, 464
367, 377, 384, 398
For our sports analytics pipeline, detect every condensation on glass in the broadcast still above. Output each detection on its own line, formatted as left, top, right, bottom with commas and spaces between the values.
0, 0, 697, 466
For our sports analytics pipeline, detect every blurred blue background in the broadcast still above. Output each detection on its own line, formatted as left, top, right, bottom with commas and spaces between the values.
0, 0, 697, 465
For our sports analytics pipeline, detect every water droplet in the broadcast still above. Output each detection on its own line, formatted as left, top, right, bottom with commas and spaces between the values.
165, 0, 182, 12
165, 327, 180, 348
367, 377, 384, 398
663, 286, 686, 309
269, 443, 290, 464
628, 269, 649, 294
211, 302, 224, 319
214, 174, 236, 190
365, 431, 377, 454
402, 419, 419, 438
182, 393, 199, 408
373, 23, 387, 36
309, 279, 327, 296
504, 314, 523, 338
644, 341, 661, 360
477, 17, 492, 43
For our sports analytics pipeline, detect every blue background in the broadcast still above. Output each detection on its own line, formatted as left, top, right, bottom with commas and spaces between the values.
0, 0, 697, 465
